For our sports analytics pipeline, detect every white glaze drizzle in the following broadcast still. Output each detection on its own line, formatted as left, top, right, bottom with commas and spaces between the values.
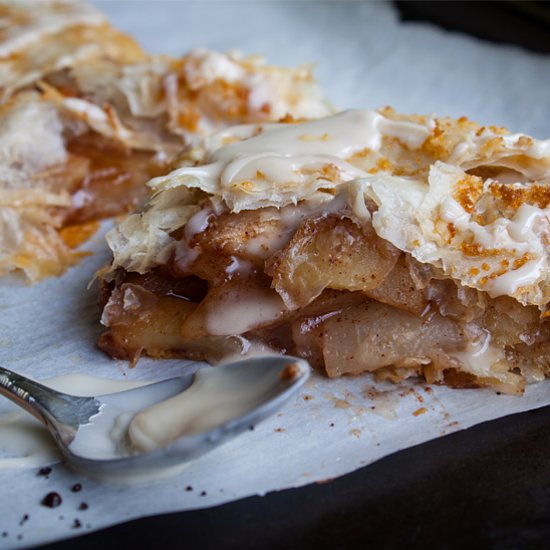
149, 109, 431, 211
205, 285, 286, 336
439, 194, 549, 297
489, 258, 546, 298
451, 332, 505, 378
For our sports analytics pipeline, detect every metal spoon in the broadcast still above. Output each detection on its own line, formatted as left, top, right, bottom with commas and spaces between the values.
0, 356, 310, 481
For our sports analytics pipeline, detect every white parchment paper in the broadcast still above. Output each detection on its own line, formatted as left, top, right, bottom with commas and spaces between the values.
1, 2, 550, 547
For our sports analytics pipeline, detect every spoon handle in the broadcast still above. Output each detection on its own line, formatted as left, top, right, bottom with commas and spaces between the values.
0, 366, 55, 424
0, 367, 100, 439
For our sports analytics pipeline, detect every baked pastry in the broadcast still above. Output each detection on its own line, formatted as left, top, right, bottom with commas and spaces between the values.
100, 108, 550, 394
0, 1, 331, 280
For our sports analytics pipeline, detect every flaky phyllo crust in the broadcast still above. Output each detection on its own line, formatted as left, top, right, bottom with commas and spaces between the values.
101, 108, 550, 393
0, 1, 332, 281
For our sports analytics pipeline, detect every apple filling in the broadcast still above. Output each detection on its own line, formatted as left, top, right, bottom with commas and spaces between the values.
99, 199, 550, 395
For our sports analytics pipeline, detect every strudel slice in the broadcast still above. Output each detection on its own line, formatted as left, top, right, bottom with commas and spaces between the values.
100, 108, 550, 394
0, 1, 331, 280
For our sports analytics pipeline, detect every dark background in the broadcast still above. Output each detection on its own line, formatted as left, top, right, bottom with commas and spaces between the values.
397, 1, 550, 54
42, 2, 550, 549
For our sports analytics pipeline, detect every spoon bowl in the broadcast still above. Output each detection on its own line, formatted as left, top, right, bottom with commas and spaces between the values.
0, 356, 310, 481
